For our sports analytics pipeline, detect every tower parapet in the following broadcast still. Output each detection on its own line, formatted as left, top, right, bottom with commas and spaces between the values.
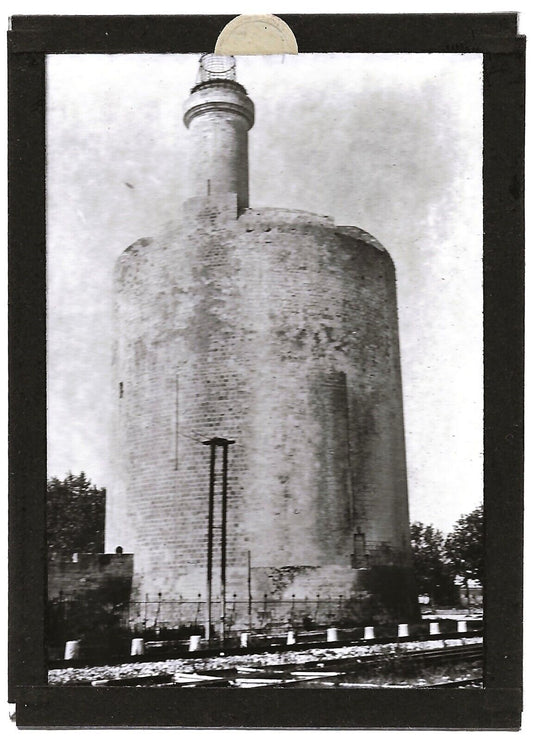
183, 54, 254, 213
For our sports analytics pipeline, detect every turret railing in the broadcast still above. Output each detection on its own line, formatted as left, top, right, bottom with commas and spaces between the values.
196, 54, 236, 84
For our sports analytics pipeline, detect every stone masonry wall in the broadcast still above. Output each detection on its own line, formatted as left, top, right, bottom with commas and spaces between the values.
48, 553, 133, 600
106, 199, 413, 610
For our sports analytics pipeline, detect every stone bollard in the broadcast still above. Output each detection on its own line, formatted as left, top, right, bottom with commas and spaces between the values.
457, 620, 468, 633
363, 626, 375, 640
327, 627, 339, 643
240, 633, 249, 648
64, 640, 80, 660
429, 622, 441, 635
286, 630, 296, 645
189, 635, 202, 652
130, 638, 145, 656
398, 623, 409, 638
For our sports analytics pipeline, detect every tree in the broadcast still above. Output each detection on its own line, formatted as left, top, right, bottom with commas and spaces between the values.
410, 522, 458, 605
47, 472, 106, 557
445, 504, 484, 589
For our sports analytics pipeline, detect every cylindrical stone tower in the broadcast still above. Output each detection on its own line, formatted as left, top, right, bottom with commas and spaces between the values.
106, 55, 419, 627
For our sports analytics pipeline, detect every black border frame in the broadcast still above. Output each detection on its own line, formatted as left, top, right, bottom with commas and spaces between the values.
8, 13, 524, 729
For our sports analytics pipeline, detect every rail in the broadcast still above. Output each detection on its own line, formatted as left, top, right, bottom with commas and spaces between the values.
83, 641, 483, 688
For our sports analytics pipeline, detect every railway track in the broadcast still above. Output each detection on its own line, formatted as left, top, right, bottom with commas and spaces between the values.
88, 640, 483, 688
426, 678, 482, 689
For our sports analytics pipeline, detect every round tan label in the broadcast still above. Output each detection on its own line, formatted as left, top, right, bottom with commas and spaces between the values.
215, 14, 298, 56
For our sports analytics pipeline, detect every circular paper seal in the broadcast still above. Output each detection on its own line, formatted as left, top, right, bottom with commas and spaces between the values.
215, 15, 298, 56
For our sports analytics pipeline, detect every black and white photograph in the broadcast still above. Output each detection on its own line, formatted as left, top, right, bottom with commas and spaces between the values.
46, 47, 484, 681
8, 12, 524, 730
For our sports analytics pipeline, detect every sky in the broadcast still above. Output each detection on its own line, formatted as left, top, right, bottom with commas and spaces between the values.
46, 52, 483, 535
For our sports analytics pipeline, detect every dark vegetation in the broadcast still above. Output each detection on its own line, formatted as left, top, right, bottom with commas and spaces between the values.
47, 472, 105, 557
47, 583, 130, 660
410, 522, 458, 605
445, 505, 484, 589
47, 472, 114, 657
410, 504, 483, 605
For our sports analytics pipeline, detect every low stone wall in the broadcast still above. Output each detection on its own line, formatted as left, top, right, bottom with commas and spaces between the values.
48, 553, 134, 600
47, 553, 134, 653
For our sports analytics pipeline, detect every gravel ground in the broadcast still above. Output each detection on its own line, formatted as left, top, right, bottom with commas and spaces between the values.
48, 636, 482, 686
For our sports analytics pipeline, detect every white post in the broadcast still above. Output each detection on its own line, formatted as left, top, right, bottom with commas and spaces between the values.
130, 638, 145, 656
429, 622, 441, 635
286, 630, 296, 645
363, 626, 375, 640
457, 620, 468, 633
398, 623, 409, 638
240, 633, 248, 648
326, 627, 338, 642
64, 640, 80, 660
189, 634, 202, 651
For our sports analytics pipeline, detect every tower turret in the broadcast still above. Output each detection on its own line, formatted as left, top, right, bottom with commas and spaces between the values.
183, 54, 254, 213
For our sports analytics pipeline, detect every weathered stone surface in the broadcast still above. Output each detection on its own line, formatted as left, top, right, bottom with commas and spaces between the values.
106, 203, 414, 617
105, 57, 417, 622
183, 80, 254, 212
48, 553, 133, 600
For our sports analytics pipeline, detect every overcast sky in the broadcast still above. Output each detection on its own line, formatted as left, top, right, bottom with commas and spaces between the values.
46, 52, 483, 535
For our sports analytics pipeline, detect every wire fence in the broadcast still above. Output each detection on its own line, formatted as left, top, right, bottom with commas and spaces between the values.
123, 594, 357, 633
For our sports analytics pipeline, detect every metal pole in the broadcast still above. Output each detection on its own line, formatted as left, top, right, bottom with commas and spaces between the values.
220, 441, 229, 647
247, 549, 252, 632
205, 441, 216, 644
203, 437, 234, 647
194, 593, 201, 631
